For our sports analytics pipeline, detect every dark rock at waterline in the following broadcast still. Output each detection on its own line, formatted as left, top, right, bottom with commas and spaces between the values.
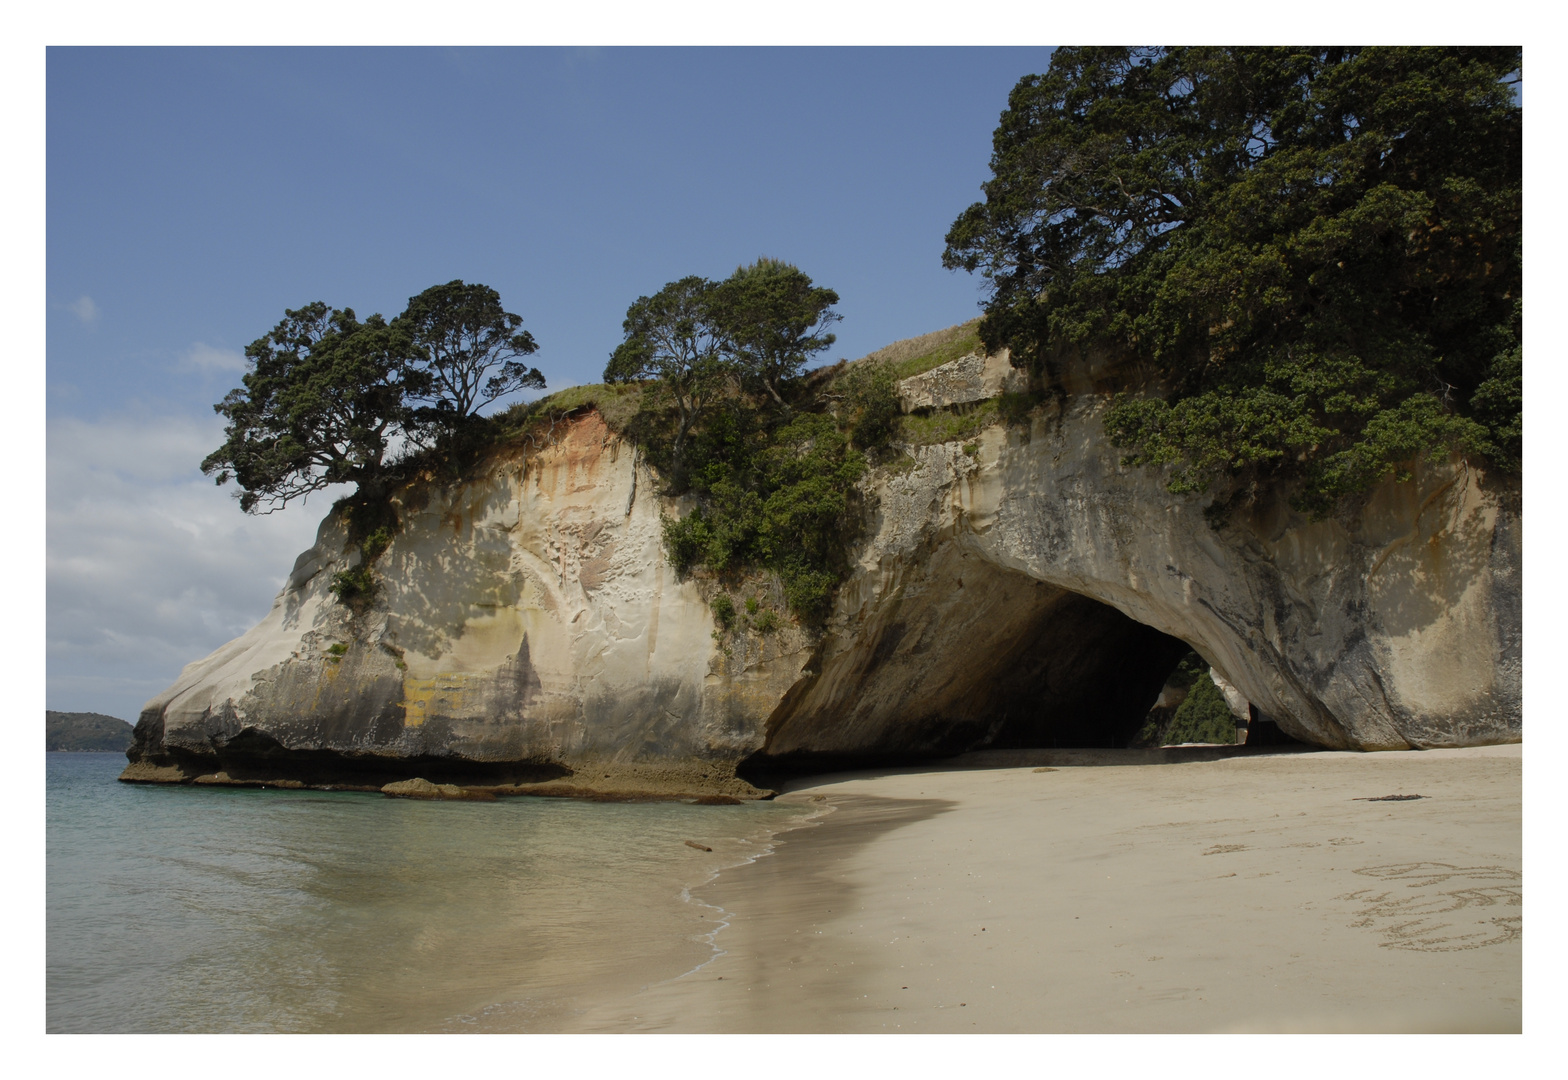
382, 777, 496, 801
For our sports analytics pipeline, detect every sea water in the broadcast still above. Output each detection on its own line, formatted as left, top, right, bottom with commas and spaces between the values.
46, 753, 818, 1033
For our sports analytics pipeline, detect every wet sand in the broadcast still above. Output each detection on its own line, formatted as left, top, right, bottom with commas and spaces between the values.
568, 744, 1521, 1033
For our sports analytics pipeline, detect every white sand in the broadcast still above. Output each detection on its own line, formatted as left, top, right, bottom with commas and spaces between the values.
570, 745, 1521, 1033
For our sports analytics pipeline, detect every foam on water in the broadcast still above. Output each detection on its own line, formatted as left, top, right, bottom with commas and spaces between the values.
46, 753, 820, 1032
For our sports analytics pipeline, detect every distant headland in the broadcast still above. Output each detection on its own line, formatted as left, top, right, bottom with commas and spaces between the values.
48, 711, 134, 753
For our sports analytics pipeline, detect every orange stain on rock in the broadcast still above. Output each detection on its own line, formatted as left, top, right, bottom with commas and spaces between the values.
535, 411, 613, 497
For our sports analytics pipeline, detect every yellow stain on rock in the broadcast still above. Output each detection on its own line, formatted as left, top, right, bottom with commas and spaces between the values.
399, 671, 489, 728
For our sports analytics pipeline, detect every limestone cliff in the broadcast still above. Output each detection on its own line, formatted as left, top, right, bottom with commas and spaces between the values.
123, 337, 1521, 796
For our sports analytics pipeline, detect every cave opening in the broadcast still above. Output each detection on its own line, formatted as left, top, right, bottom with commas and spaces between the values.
743, 554, 1278, 782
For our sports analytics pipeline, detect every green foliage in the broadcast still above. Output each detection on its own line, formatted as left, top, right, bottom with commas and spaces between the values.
744, 596, 760, 616
1468, 305, 1523, 471
945, 47, 1522, 515
604, 276, 729, 479
835, 359, 901, 450
753, 608, 780, 633
206, 282, 547, 516
1166, 651, 1208, 691
710, 593, 737, 630
603, 260, 840, 478
1128, 713, 1164, 749
1128, 650, 1214, 747
395, 280, 544, 423
663, 408, 866, 620
1165, 671, 1239, 745
329, 526, 394, 605
712, 258, 841, 407
605, 260, 866, 622
203, 303, 415, 513
896, 399, 999, 447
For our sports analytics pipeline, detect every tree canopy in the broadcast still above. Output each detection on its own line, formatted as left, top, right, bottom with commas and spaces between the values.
205, 283, 545, 514
395, 280, 545, 422
943, 47, 1521, 514
603, 260, 863, 617
603, 275, 728, 471
202, 303, 415, 513
712, 258, 840, 408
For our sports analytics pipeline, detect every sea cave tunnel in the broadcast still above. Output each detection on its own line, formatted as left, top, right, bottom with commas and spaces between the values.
743, 548, 1280, 779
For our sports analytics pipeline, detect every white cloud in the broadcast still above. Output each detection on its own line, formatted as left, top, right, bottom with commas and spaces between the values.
46, 411, 350, 723
180, 342, 247, 374
67, 295, 99, 324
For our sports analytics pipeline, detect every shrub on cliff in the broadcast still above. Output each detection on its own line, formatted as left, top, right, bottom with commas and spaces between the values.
943, 47, 1522, 516
609, 261, 862, 622
663, 409, 866, 619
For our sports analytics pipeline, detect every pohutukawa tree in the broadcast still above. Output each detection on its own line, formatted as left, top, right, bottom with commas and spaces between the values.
942, 46, 1522, 515
604, 260, 858, 617
205, 282, 545, 514
713, 257, 841, 409
395, 279, 546, 426
603, 275, 729, 472
202, 303, 416, 513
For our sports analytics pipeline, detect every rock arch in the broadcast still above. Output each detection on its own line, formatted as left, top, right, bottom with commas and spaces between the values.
753, 358, 1520, 763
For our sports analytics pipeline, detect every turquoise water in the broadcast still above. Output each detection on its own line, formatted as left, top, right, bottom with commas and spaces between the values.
46, 753, 815, 1032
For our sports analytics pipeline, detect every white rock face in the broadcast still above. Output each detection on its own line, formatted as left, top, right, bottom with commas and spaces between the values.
767, 354, 1518, 753
1208, 671, 1251, 722
127, 412, 812, 793
126, 351, 1520, 792
897, 351, 1029, 411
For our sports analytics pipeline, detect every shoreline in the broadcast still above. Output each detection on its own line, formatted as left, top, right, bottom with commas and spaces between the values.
563, 744, 1522, 1033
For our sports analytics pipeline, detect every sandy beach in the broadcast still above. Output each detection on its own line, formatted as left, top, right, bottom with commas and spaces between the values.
569, 744, 1521, 1033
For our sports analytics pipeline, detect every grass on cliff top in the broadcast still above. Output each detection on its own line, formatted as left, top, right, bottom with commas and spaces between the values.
496, 382, 647, 438
494, 320, 989, 448
852, 319, 985, 381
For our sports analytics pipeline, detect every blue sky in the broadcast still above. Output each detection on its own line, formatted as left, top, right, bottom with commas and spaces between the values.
46, 46, 1055, 722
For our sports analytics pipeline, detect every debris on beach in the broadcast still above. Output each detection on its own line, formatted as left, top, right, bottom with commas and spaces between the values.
1354, 794, 1427, 802
685, 840, 714, 851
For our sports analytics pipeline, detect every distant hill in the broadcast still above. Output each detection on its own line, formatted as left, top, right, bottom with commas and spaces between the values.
47, 711, 134, 752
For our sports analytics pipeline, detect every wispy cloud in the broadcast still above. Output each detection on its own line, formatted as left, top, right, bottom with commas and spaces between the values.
47, 411, 349, 722
68, 295, 99, 325
179, 342, 248, 374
